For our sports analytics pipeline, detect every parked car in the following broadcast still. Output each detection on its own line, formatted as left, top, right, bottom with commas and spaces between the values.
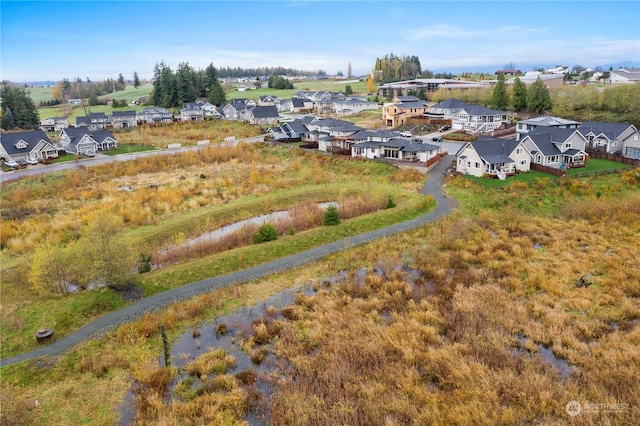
400, 131, 412, 137
16, 159, 28, 168
81, 151, 95, 157
3, 160, 19, 169
26, 158, 39, 165
432, 136, 443, 142
439, 125, 451, 132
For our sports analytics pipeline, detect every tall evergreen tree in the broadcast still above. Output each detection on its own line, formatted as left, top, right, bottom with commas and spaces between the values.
511, 77, 527, 112
491, 72, 509, 110
1, 83, 40, 130
117, 73, 126, 90
133, 71, 141, 89
175, 62, 197, 105
527, 77, 553, 113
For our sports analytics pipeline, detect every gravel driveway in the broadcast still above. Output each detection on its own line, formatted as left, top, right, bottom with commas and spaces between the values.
0, 155, 455, 367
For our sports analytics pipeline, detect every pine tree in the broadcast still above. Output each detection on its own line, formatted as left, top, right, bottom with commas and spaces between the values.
491, 72, 509, 110
323, 204, 341, 226
117, 73, 126, 90
133, 71, 141, 89
511, 77, 527, 111
344, 85, 353, 96
527, 77, 553, 113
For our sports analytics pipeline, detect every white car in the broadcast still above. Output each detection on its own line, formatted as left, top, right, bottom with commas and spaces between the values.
26, 158, 39, 165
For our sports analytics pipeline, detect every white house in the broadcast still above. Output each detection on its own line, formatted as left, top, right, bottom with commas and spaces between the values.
452, 105, 506, 134
455, 137, 531, 178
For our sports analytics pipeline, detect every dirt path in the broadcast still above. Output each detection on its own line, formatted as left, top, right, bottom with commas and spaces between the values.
0, 156, 455, 367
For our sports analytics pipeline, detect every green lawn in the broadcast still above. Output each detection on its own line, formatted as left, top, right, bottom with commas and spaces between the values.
463, 158, 631, 189
567, 158, 631, 175
102, 144, 157, 155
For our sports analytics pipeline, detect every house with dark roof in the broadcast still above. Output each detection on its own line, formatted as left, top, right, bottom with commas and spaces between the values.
137, 107, 173, 124
427, 98, 469, 119
577, 121, 640, 157
453, 104, 506, 134
332, 98, 379, 116
0, 130, 59, 162
75, 112, 108, 131
40, 116, 69, 132
59, 128, 118, 155
258, 95, 280, 106
352, 135, 440, 163
516, 116, 581, 140
455, 137, 531, 178
180, 103, 205, 122
110, 110, 138, 128
244, 105, 280, 126
521, 128, 588, 169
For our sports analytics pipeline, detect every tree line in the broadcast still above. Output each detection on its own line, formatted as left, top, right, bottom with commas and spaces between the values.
151, 61, 227, 108
372, 53, 425, 83
217, 66, 320, 79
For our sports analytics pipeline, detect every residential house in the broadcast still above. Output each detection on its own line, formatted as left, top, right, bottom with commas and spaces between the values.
180, 103, 205, 122
282, 119, 311, 139
258, 95, 280, 106
91, 130, 118, 151
59, 128, 118, 155
245, 105, 280, 126
452, 104, 506, 134
137, 107, 173, 124
75, 112, 108, 131
352, 135, 440, 163
59, 128, 98, 155
0, 130, 59, 162
110, 110, 138, 128
382, 99, 431, 127
608, 69, 640, 84
40, 116, 69, 132
495, 69, 522, 76
577, 121, 640, 158
222, 99, 255, 121
426, 98, 469, 119
332, 98, 379, 116
521, 128, 588, 169
455, 137, 531, 178
196, 101, 219, 117
516, 116, 581, 140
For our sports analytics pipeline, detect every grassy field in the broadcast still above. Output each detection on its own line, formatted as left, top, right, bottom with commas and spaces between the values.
1, 161, 638, 425
0, 142, 429, 358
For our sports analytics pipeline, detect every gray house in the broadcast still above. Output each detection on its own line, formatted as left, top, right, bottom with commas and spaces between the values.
110, 110, 138, 128
0, 130, 59, 162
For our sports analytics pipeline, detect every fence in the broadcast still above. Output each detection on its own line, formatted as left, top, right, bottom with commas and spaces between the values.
167, 143, 181, 149
586, 150, 640, 167
530, 163, 566, 177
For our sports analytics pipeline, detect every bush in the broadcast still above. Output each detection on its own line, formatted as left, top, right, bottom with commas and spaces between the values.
323, 204, 341, 226
385, 194, 396, 209
253, 223, 278, 244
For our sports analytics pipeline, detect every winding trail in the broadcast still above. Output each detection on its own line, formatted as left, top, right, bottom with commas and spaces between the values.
0, 156, 456, 367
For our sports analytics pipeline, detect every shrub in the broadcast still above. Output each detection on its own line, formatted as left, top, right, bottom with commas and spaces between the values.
385, 194, 396, 209
323, 204, 341, 226
252, 223, 278, 244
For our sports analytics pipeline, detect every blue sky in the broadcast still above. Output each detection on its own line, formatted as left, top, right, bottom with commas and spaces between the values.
2, 1, 639, 82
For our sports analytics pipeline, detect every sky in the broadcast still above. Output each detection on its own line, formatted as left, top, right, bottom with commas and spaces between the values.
1, 0, 639, 82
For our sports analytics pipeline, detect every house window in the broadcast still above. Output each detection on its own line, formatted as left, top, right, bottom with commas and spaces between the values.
474, 162, 480, 168
564, 142, 571, 149
519, 159, 527, 165
633, 135, 639, 141
516, 148, 523, 154
466, 160, 471, 168
549, 155, 559, 163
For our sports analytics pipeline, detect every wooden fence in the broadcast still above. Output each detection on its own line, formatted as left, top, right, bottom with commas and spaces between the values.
530, 163, 566, 177
586, 150, 640, 167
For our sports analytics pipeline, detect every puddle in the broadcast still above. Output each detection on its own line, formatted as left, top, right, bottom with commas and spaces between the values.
117, 265, 395, 425
158, 202, 339, 259
512, 335, 577, 380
